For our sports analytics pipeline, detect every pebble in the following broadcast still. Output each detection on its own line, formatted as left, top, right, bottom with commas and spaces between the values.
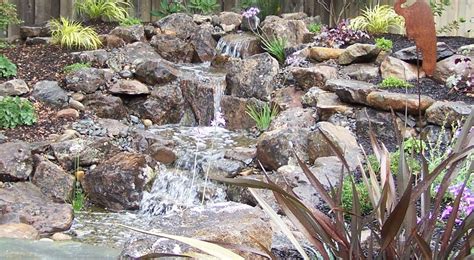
143, 119, 153, 127
119, 70, 133, 79
71, 92, 85, 102
130, 115, 140, 124
51, 233, 72, 241
39, 238, 54, 242
69, 99, 85, 111
56, 108, 80, 119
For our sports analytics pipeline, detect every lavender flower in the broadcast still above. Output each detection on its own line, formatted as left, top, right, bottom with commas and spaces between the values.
242, 7, 260, 18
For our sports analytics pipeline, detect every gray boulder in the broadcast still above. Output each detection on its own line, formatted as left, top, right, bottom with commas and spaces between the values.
109, 25, 145, 43
31, 81, 68, 107
32, 156, 75, 203
64, 68, 113, 94
0, 79, 29, 96
0, 142, 32, 182
135, 59, 180, 86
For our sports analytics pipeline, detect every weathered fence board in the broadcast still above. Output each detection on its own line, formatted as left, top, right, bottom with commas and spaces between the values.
4, 0, 474, 37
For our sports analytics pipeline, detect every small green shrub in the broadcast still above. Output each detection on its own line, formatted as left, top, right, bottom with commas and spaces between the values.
366, 149, 421, 176
0, 97, 37, 129
73, 185, 85, 212
350, 5, 404, 34
119, 17, 142, 26
342, 177, 372, 216
151, 0, 186, 18
49, 17, 102, 50
63, 62, 91, 74
260, 34, 286, 64
246, 102, 279, 131
308, 22, 322, 34
188, 0, 220, 14
74, 0, 132, 22
0, 55, 16, 78
375, 37, 393, 51
380, 76, 413, 89
0, 3, 22, 29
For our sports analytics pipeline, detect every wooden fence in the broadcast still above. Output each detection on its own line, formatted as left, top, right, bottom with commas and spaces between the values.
5, 0, 474, 37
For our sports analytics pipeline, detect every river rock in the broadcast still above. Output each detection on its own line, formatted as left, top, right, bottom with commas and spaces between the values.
340, 63, 380, 81
366, 91, 435, 114
83, 152, 151, 211
226, 53, 279, 101
220, 96, 264, 130
302, 87, 351, 120
338, 44, 380, 65
308, 47, 344, 61
269, 107, 317, 131
31, 81, 68, 107
272, 87, 304, 109
149, 144, 176, 165
433, 55, 469, 83
154, 13, 199, 40
425, 101, 472, 126
190, 26, 217, 62
32, 156, 75, 203
380, 56, 425, 81
109, 79, 150, 95
135, 59, 180, 86
64, 68, 113, 94
121, 202, 272, 259
149, 34, 194, 63
56, 108, 80, 119
0, 79, 29, 96
392, 42, 454, 63
0, 223, 40, 240
257, 127, 310, 170
0, 182, 73, 235
83, 94, 128, 119
325, 79, 376, 105
308, 122, 360, 170
110, 25, 145, 43
0, 142, 32, 182
260, 16, 308, 46
290, 64, 338, 90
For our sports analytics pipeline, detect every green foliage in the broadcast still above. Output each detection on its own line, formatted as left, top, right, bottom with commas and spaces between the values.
73, 185, 85, 212
63, 62, 91, 74
0, 3, 22, 29
375, 37, 393, 51
342, 177, 372, 216
0, 97, 37, 129
246, 102, 279, 131
307, 22, 322, 34
74, 0, 132, 22
188, 0, 220, 14
0, 54, 16, 78
403, 137, 426, 154
380, 76, 413, 89
260, 34, 286, 64
151, 0, 186, 18
350, 5, 404, 34
437, 18, 466, 34
430, 0, 466, 34
119, 17, 142, 26
366, 149, 421, 176
49, 17, 102, 50
0, 40, 12, 49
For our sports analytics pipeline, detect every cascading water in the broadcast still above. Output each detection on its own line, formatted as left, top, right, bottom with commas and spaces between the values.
216, 33, 258, 58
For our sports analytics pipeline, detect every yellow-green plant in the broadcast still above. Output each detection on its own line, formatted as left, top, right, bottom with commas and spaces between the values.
375, 37, 393, 51
308, 22, 322, 33
63, 62, 91, 74
49, 17, 102, 50
246, 102, 279, 131
350, 5, 404, 34
380, 76, 413, 89
119, 17, 142, 26
260, 34, 286, 64
74, 0, 132, 22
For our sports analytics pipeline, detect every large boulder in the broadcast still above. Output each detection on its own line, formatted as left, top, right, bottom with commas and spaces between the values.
338, 44, 380, 65
213, 12, 242, 31
301, 87, 351, 120
425, 101, 472, 126
325, 79, 376, 105
260, 16, 308, 46
121, 202, 272, 259
380, 56, 425, 81
31, 81, 68, 107
226, 53, 279, 101
83, 93, 128, 119
190, 26, 217, 62
82, 152, 151, 211
257, 127, 310, 170
0, 79, 29, 96
31, 156, 75, 203
135, 59, 180, 86
269, 107, 317, 131
72, 49, 109, 67
392, 42, 454, 63
64, 68, 113, 94
149, 34, 195, 63
220, 96, 263, 130
109, 79, 150, 95
366, 91, 435, 114
433, 55, 469, 83
290, 64, 338, 90
308, 47, 344, 62
272, 87, 304, 109
0, 182, 73, 235
0, 142, 32, 182
115, 42, 162, 66
340, 63, 380, 81
307, 122, 360, 170
0, 223, 40, 240
154, 13, 199, 40
109, 25, 145, 43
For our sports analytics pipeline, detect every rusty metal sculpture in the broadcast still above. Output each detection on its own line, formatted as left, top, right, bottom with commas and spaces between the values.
394, 0, 437, 76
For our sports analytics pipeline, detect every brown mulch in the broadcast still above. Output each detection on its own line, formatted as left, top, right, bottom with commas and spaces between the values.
82, 20, 120, 35
0, 44, 75, 87
1, 102, 76, 142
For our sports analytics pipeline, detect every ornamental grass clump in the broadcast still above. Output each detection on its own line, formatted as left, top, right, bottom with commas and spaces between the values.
74, 0, 132, 22
246, 102, 279, 131
49, 17, 102, 50
350, 5, 404, 34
